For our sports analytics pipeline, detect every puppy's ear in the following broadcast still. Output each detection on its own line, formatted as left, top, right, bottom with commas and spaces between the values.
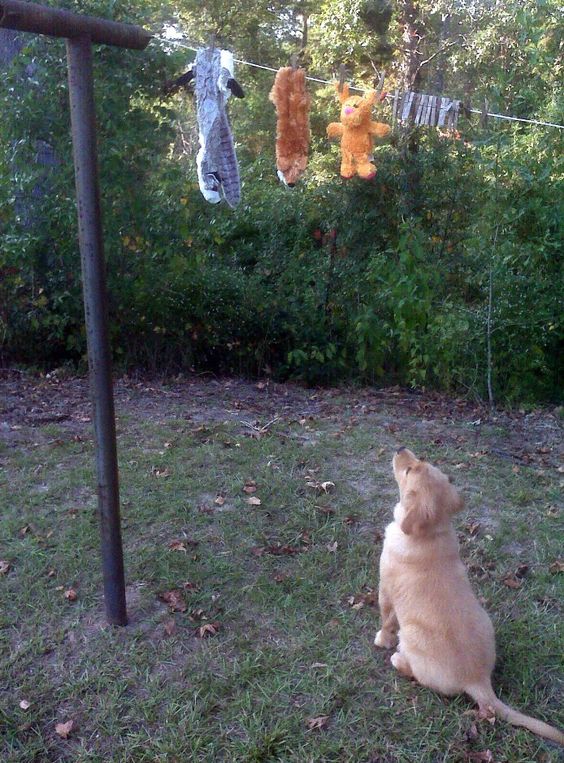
400, 490, 435, 535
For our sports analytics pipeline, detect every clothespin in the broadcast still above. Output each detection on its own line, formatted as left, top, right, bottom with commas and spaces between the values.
338, 63, 348, 93
208, 33, 216, 51
480, 97, 489, 128
290, 53, 298, 70
374, 70, 386, 102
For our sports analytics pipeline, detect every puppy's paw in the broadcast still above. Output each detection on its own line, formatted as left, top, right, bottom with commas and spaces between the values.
374, 629, 397, 649
391, 651, 413, 677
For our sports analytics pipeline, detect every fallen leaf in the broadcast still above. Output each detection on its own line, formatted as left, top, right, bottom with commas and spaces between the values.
19, 700, 31, 711
347, 589, 377, 609
163, 619, 177, 637
197, 622, 220, 638
549, 559, 564, 574
55, 720, 74, 739
246, 496, 262, 506
306, 715, 329, 731
64, 588, 78, 601
214, 495, 226, 506
168, 539, 199, 553
477, 705, 496, 725
310, 663, 328, 669
0, 560, 11, 575
502, 575, 522, 589
306, 479, 335, 494
243, 481, 257, 494
344, 515, 358, 525
466, 522, 481, 537
158, 589, 187, 612
151, 466, 171, 478
326, 541, 338, 553
189, 608, 212, 625
183, 581, 199, 591
465, 722, 479, 741
514, 563, 529, 578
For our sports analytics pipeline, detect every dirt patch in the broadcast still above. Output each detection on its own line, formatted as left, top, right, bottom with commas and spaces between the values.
2, 370, 562, 479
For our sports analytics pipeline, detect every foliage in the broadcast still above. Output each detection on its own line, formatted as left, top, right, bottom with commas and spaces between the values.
0, 0, 562, 403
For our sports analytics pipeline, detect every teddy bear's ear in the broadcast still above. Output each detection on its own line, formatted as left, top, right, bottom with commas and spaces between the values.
335, 82, 350, 103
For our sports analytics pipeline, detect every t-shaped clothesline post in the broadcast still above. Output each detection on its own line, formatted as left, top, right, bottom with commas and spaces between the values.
0, 0, 152, 626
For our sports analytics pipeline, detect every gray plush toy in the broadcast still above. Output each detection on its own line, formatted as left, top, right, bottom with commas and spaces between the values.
193, 47, 242, 208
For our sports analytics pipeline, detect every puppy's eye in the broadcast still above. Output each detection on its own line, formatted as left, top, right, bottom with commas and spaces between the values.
405, 467, 411, 475
448, 475, 454, 484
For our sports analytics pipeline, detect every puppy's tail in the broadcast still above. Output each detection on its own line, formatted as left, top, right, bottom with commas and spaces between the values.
467, 684, 564, 746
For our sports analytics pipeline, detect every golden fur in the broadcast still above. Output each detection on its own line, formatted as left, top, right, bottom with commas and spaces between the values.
269, 67, 311, 186
326, 84, 390, 179
375, 447, 564, 746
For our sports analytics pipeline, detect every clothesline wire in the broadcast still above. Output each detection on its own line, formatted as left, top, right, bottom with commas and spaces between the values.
152, 35, 564, 132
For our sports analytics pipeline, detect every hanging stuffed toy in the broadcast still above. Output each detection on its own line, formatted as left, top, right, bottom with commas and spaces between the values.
326, 84, 390, 179
269, 66, 311, 187
194, 48, 243, 207
165, 48, 244, 207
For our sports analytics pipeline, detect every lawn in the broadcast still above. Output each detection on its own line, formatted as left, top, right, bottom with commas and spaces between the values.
1, 373, 562, 762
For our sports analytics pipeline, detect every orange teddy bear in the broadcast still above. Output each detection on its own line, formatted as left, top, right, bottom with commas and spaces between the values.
327, 84, 390, 179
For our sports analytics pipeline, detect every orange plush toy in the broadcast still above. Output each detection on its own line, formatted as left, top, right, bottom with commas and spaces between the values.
269, 67, 311, 187
327, 84, 390, 179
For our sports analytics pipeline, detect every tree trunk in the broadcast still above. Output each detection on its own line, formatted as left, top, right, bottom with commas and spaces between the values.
398, 0, 424, 216
0, 28, 22, 65
432, 13, 450, 94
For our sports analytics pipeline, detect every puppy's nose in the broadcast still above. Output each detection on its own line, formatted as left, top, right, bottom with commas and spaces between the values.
396, 446, 407, 454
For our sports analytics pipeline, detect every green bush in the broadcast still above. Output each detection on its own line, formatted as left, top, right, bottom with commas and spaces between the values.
1, 2, 562, 404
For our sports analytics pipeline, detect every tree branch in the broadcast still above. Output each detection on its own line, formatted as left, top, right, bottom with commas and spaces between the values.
414, 38, 463, 78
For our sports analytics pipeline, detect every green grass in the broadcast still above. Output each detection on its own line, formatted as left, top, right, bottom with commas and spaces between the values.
1, 380, 562, 762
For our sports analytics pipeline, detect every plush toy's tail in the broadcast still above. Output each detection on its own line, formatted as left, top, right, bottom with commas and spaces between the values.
467, 684, 564, 745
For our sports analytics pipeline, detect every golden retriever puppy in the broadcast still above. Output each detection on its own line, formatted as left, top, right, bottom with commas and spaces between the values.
374, 447, 563, 745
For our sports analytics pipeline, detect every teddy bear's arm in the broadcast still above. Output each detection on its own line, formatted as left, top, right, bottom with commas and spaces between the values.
327, 122, 344, 139
369, 122, 391, 138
